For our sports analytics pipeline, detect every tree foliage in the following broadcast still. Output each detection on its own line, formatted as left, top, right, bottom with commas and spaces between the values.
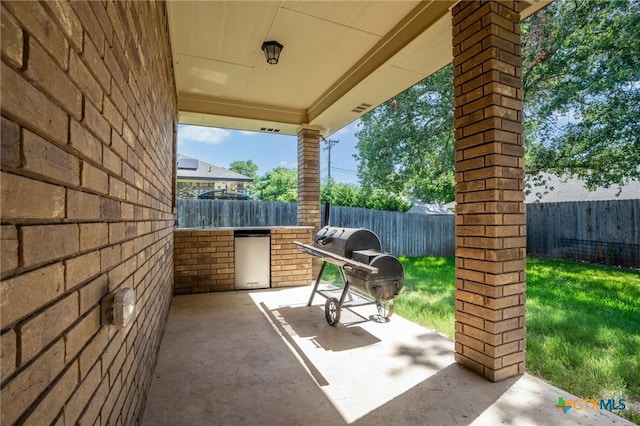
355, 65, 455, 203
522, 0, 640, 190
229, 159, 259, 195
355, 0, 640, 199
229, 160, 258, 180
255, 167, 298, 202
253, 166, 409, 211
321, 179, 410, 212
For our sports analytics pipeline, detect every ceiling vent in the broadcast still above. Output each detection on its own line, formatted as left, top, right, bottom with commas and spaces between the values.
351, 103, 372, 113
259, 127, 281, 133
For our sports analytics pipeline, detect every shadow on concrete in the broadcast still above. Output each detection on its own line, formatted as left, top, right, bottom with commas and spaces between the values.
353, 363, 518, 426
389, 334, 454, 374
274, 305, 381, 352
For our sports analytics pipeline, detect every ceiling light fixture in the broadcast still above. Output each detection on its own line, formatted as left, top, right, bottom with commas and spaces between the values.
261, 41, 283, 65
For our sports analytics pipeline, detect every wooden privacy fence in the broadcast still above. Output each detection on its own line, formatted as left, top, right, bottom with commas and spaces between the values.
176, 199, 455, 257
177, 199, 297, 228
526, 199, 640, 267
177, 198, 639, 266
325, 205, 454, 257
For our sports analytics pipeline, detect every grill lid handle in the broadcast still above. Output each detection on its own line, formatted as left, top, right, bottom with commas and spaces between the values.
318, 236, 333, 245
314, 228, 337, 245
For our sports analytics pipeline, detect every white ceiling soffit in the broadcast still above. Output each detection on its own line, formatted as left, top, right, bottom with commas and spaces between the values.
168, 1, 551, 137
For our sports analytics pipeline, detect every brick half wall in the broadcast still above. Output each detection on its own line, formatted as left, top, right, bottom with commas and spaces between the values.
271, 228, 314, 287
174, 228, 313, 293
175, 229, 235, 293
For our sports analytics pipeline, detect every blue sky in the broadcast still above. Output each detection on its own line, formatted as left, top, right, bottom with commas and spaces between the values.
177, 121, 362, 184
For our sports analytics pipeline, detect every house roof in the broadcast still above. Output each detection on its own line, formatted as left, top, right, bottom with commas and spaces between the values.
525, 173, 640, 203
176, 154, 253, 182
407, 201, 453, 215
167, 1, 549, 137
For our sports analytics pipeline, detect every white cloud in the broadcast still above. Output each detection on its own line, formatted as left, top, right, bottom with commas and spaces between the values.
178, 125, 230, 146
279, 160, 297, 168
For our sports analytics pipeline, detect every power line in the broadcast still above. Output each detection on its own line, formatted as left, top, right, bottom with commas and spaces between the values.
332, 165, 357, 172
332, 166, 358, 175
322, 137, 339, 180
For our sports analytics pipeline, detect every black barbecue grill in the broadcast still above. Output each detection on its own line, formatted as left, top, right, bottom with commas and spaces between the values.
294, 226, 404, 326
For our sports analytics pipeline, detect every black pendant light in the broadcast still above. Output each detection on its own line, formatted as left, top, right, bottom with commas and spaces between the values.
261, 41, 284, 65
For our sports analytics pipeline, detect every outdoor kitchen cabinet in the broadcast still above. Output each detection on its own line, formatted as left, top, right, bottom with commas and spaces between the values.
174, 227, 314, 294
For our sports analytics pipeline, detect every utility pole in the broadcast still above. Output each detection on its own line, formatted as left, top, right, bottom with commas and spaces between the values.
323, 138, 339, 180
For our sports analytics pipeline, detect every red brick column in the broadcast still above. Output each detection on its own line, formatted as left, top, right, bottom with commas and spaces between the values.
451, 1, 526, 382
297, 126, 321, 277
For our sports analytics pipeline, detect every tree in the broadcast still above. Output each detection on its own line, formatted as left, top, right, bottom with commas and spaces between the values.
321, 179, 410, 212
229, 160, 259, 196
229, 160, 258, 180
521, 0, 640, 190
321, 179, 359, 207
355, 0, 640, 199
255, 167, 298, 202
253, 167, 409, 211
355, 65, 455, 203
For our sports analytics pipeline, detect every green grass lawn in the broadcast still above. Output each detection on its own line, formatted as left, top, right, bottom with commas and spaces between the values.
321, 257, 640, 422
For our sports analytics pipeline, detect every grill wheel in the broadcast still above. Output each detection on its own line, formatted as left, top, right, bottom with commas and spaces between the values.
325, 297, 341, 326
376, 300, 394, 319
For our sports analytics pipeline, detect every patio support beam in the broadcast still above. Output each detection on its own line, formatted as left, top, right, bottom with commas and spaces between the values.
451, 0, 526, 382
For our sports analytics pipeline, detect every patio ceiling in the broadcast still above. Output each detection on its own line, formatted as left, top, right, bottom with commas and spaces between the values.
167, 1, 549, 137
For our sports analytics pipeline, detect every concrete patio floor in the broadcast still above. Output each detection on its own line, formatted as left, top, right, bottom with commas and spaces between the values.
142, 285, 632, 425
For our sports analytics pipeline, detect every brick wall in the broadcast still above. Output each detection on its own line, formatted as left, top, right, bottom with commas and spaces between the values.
270, 228, 314, 287
1, 2, 176, 424
451, 1, 526, 382
174, 228, 313, 293
174, 229, 235, 293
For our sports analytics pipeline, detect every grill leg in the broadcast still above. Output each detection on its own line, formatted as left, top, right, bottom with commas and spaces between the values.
307, 261, 328, 306
337, 267, 352, 307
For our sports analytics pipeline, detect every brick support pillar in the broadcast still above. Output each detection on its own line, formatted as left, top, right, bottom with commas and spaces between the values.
451, 1, 526, 382
297, 127, 321, 227
297, 126, 321, 277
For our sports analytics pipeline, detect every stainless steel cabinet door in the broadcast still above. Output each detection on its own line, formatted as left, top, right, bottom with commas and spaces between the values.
235, 236, 270, 289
